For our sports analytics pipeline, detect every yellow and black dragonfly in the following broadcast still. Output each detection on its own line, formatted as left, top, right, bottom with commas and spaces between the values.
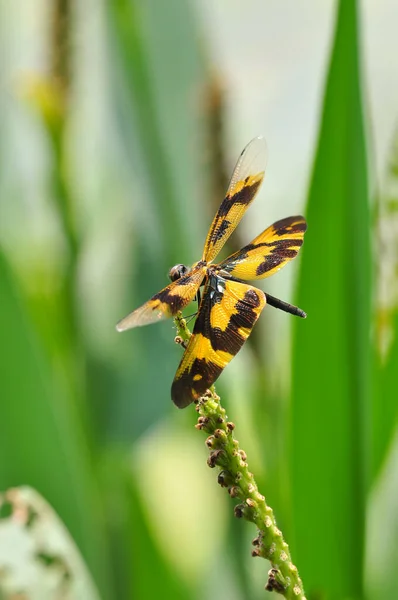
117, 137, 307, 408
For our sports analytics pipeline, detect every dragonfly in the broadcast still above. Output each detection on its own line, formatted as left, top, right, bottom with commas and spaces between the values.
116, 137, 307, 408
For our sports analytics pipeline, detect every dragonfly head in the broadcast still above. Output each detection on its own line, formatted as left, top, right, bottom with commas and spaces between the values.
168, 263, 189, 282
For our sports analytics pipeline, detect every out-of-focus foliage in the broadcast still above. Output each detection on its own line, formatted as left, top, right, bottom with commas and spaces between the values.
290, 1, 370, 597
0, 487, 101, 600
372, 124, 398, 481
0, 0, 397, 599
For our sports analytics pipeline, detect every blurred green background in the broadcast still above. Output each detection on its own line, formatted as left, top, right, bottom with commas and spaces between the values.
1, 0, 398, 598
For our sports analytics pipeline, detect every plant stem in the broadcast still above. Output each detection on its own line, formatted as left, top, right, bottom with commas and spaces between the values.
174, 312, 306, 599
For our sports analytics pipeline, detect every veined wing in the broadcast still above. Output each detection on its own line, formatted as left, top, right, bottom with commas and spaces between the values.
202, 137, 267, 263
216, 216, 307, 280
171, 276, 266, 408
116, 266, 206, 332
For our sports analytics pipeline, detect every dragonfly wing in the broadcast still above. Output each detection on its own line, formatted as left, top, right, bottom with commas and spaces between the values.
217, 215, 307, 280
202, 137, 267, 263
116, 266, 206, 331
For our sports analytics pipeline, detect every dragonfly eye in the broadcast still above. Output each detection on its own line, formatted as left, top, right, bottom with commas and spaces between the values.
168, 264, 188, 282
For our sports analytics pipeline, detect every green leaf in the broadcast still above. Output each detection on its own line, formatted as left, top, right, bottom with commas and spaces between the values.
0, 250, 111, 598
289, 1, 370, 598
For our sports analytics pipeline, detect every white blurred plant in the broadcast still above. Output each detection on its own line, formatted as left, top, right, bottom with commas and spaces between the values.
0, 487, 101, 600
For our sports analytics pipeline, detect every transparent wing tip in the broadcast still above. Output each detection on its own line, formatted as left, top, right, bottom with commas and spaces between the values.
237, 136, 268, 174
115, 313, 138, 332
116, 320, 128, 332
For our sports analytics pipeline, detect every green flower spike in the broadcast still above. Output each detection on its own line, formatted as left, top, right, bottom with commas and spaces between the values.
174, 312, 306, 599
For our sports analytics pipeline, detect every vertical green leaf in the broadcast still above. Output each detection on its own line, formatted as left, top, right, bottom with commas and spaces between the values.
108, 0, 206, 267
290, 0, 370, 598
0, 251, 111, 599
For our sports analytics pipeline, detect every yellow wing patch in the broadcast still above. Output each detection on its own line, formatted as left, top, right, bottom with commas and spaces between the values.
202, 137, 267, 263
116, 266, 206, 331
217, 215, 307, 280
171, 277, 266, 408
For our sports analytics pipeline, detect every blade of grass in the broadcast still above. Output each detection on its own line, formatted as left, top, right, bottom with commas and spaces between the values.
108, 0, 205, 267
0, 249, 111, 599
289, 0, 370, 597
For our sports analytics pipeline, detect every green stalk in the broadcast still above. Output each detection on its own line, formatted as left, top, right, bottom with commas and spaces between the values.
174, 313, 305, 599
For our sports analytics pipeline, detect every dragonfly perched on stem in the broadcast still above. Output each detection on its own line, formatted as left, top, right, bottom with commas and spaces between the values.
117, 137, 307, 408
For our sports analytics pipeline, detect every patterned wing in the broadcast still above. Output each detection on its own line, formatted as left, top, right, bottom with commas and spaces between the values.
202, 137, 267, 263
171, 276, 266, 408
216, 216, 307, 280
116, 266, 206, 331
